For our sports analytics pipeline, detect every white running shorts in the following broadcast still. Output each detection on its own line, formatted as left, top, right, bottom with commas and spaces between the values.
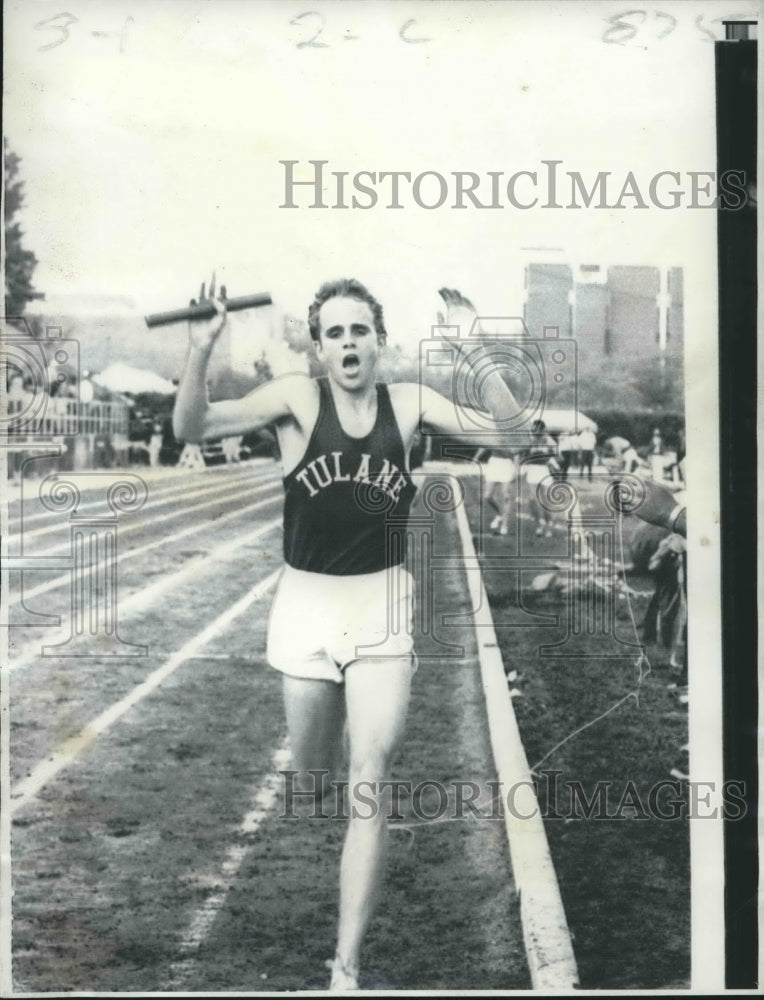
267, 564, 416, 684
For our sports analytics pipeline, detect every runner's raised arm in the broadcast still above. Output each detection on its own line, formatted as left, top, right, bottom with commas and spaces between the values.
418, 287, 524, 440
172, 275, 307, 442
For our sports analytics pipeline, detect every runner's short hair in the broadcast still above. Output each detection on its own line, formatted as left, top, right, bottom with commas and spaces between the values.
308, 279, 387, 345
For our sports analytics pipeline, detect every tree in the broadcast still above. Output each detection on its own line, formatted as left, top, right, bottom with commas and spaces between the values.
630, 354, 685, 411
4, 139, 43, 322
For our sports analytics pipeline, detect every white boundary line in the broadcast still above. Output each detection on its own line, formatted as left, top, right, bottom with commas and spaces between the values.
452, 472, 579, 991
9, 570, 281, 816
162, 741, 292, 990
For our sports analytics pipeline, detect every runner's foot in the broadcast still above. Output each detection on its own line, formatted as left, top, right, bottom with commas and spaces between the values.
328, 955, 360, 992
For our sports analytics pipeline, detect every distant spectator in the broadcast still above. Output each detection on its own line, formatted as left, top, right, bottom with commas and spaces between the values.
149, 421, 163, 467
644, 532, 687, 683
522, 419, 558, 537
622, 443, 641, 475
556, 431, 577, 480
578, 427, 597, 480
474, 447, 515, 535
111, 432, 130, 468
630, 521, 669, 574
616, 472, 687, 692
221, 435, 243, 464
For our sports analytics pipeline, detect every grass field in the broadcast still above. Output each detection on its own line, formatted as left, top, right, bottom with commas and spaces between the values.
458, 471, 690, 989
6, 458, 689, 991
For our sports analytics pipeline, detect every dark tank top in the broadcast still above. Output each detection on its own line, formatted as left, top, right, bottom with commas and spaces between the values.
282, 377, 416, 575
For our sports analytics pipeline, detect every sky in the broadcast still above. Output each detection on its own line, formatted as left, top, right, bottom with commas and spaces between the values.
4, 0, 755, 346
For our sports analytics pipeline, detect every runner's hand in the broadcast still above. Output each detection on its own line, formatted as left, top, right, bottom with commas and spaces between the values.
187, 273, 227, 350
435, 287, 522, 427
437, 288, 487, 362
438, 287, 481, 337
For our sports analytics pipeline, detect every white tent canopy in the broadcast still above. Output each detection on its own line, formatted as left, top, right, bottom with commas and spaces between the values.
93, 363, 176, 395
536, 409, 597, 434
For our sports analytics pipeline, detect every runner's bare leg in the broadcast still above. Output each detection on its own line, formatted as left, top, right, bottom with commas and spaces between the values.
336, 656, 412, 972
487, 482, 502, 515
283, 676, 346, 798
500, 481, 513, 534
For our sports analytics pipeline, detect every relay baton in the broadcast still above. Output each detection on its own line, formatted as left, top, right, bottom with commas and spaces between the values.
144, 292, 272, 328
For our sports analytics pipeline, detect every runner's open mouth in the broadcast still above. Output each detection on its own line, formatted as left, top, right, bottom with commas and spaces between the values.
343, 354, 360, 370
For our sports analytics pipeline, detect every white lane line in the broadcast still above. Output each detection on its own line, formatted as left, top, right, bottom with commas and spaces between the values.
9, 462, 273, 528
162, 741, 292, 990
14, 476, 279, 559
9, 570, 281, 816
452, 472, 579, 991
16, 468, 279, 542
8, 517, 282, 672
9, 463, 259, 529
9, 487, 282, 605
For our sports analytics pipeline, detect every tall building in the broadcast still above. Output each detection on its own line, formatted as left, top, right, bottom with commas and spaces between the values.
523, 263, 572, 340
666, 267, 684, 361
607, 266, 661, 358
523, 262, 684, 365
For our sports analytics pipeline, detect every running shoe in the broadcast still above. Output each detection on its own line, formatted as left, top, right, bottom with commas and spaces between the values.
327, 955, 360, 992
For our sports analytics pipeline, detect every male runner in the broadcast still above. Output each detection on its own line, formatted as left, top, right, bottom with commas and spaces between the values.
521, 418, 558, 537
577, 425, 597, 481
173, 277, 521, 990
474, 446, 516, 534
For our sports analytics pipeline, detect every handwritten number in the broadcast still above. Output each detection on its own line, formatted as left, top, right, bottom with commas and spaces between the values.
603, 8, 754, 45
602, 9, 647, 45
399, 19, 431, 44
694, 15, 715, 41
91, 15, 134, 54
291, 11, 329, 48
35, 12, 78, 52
653, 10, 677, 39
35, 12, 132, 53
696, 13, 750, 42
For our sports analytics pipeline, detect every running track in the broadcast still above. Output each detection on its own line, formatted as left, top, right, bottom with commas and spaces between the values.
4, 460, 575, 992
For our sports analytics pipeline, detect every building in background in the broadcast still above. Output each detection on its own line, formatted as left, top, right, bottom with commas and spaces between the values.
523, 260, 684, 368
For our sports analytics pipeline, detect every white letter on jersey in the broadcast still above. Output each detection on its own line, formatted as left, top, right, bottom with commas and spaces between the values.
354, 453, 371, 483
332, 451, 350, 482
295, 468, 319, 497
